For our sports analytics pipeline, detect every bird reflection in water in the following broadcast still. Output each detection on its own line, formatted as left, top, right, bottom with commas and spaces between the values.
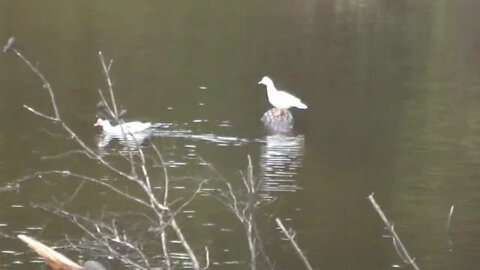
96, 130, 152, 156
259, 134, 305, 199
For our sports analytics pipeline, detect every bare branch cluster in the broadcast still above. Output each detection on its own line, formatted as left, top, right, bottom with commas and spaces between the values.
202, 156, 276, 270
4, 41, 205, 270
2, 37, 313, 270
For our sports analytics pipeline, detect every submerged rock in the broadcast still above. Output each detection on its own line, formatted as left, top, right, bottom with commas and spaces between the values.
261, 108, 294, 134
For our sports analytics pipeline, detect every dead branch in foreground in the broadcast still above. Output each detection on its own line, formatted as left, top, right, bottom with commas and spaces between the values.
202, 155, 275, 270
368, 193, 421, 270
3, 37, 311, 270
446, 205, 454, 231
4, 37, 204, 269
275, 218, 314, 270
18, 234, 107, 270
18, 234, 82, 270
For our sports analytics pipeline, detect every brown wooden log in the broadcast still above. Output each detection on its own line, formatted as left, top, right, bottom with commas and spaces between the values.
261, 108, 294, 134
18, 234, 82, 270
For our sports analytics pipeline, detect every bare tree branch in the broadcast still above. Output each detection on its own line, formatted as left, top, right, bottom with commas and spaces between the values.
275, 218, 314, 270
368, 193, 420, 270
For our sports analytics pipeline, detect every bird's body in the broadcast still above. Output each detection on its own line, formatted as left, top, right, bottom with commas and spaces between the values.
258, 76, 308, 110
94, 118, 152, 134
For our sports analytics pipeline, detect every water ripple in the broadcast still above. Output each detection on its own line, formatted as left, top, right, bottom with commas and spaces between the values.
259, 134, 305, 198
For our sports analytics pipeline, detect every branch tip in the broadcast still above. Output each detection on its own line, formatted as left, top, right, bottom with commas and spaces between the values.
3, 36, 15, 53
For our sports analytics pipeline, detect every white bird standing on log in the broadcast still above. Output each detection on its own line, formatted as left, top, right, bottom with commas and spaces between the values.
258, 76, 308, 114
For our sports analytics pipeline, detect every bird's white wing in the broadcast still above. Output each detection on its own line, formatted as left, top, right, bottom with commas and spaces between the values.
276, 90, 308, 109
276, 90, 301, 102
122, 122, 151, 133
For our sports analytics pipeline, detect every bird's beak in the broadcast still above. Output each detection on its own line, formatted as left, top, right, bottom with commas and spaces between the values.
94, 119, 100, 126
258, 81, 262, 85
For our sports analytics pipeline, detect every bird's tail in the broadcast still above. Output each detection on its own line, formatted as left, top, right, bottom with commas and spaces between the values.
150, 122, 174, 128
297, 102, 308, 109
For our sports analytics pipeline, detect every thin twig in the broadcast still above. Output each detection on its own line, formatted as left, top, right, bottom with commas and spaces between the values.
150, 143, 171, 268
98, 51, 118, 118
275, 218, 314, 270
202, 155, 274, 270
368, 193, 420, 270
446, 205, 455, 231
12, 48, 60, 120
202, 246, 210, 270
7, 39, 203, 269
9, 170, 151, 208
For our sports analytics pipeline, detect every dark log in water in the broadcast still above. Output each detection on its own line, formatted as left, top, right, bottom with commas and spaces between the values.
17, 235, 106, 270
261, 108, 294, 134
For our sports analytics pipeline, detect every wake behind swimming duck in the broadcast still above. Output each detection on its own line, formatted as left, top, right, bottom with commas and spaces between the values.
94, 118, 152, 134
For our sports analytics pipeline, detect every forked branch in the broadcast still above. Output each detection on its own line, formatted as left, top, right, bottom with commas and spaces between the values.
275, 218, 313, 270
368, 193, 420, 270
4, 37, 201, 270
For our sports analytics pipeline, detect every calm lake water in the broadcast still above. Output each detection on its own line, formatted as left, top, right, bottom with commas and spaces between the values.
2, 0, 480, 269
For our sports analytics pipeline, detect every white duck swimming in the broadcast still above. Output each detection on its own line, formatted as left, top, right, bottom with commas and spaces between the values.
94, 118, 152, 134
258, 76, 308, 111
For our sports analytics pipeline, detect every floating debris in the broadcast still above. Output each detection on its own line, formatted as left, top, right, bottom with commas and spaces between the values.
3, 37, 15, 53
192, 119, 208, 123
26, 227, 44, 231
218, 120, 231, 127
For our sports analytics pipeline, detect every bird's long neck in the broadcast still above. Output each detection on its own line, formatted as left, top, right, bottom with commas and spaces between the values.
266, 81, 277, 92
266, 82, 278, 100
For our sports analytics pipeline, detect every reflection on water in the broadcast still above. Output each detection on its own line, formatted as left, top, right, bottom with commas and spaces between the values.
96, 131, 153, 152
4, 0, 480, 268
96, 121, 252, 155
259, 134, 305, 198
95, 123, 307, 200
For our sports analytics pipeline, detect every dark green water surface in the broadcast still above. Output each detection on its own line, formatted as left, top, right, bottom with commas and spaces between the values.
1, 0, 480, 269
